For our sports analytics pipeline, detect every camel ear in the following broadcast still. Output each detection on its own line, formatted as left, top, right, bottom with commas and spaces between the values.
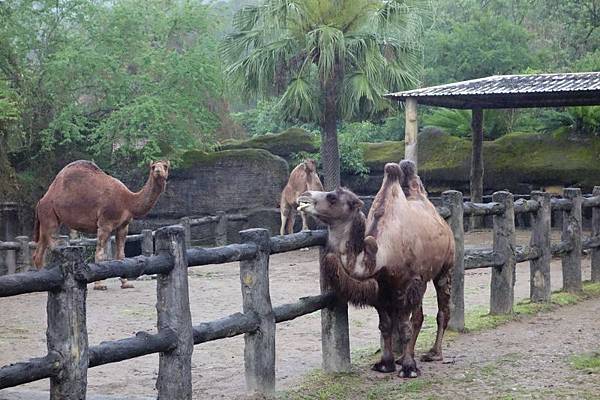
351, 198, 364, 210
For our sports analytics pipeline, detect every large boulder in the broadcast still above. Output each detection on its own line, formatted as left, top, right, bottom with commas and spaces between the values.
126, 149, 288, 234
349, 130, 600, 195
220, 127, 318, 162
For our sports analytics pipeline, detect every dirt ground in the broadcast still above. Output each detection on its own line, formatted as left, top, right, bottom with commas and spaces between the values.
0, 229, 595, 399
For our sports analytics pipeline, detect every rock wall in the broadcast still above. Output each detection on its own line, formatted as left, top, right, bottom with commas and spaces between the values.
127, 148, 289, 237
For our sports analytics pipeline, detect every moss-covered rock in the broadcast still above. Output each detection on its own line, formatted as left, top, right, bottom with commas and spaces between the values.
181, 148, 284, 169
356, 130, 600, 194
219, 127, 318, 159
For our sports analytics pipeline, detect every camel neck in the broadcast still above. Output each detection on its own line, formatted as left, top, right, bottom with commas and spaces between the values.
327, 211, 366, 256
130, 175, 165, 218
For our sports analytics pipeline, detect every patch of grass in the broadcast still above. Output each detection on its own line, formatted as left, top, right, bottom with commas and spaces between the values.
463, 281, 600, 333
570, 352, 600, 373
283, 281, 600, 399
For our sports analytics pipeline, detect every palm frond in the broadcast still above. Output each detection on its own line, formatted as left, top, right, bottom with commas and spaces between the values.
278, 75, 318, 121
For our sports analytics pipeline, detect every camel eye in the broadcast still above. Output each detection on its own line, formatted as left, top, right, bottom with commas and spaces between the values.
326, 193, 337, 204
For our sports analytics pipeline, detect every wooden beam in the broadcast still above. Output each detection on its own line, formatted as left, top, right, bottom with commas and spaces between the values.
404, 97, 418, 166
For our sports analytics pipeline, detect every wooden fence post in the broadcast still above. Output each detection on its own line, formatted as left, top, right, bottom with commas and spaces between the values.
16, 236, 31, 273
490, 191, 516, 314
180, 217, 192, 248
47, 246, 88, 400
154, 226, 193, 399
529, 191, 551, 302
319, 248, 351, 372
443, 190, 465, 331
141, 229, 153, 257
215, 211, 228, 247
562, 188, 582, 292
239, 228, 276, 394
592, 186, 600, 282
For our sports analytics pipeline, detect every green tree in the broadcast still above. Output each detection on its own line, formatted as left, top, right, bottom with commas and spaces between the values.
222, 0, 426, 189
424, 12, 536, 84
0, 0, 225, 168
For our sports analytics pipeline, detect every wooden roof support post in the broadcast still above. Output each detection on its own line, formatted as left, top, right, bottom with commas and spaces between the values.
404, 97, 418, 167
470, 108, 484, 229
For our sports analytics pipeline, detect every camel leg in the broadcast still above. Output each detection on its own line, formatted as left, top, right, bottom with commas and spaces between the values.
280, 205, 289, 236
32, 211, 59, 269
285, 208, 296, 235
372, 307, 397, 373
421, 269, 452, 362
93, 227, 112, 291
116, 223, 134, 289
397, 310, 420, 378
300, 211, 310, 231
397, 304, 424, 365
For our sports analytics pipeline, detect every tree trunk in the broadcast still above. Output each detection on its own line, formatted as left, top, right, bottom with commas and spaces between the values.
320, 68, 341, 191
470, 108, 484, 229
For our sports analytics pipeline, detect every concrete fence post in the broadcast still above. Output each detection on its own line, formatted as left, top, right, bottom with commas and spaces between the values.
141, 229, 154, 257
47, 246, 88, 400
443, 190, 465, 331
529, 191, 551, 302
592, 186, 600, 282
5, 249, 16, 275
490, 191, 516, 314
215, 211, 228, 247
239, 228, 276, 394
154, 226, 193, 399
562, 188, 582, 292
16, 236, 31, 273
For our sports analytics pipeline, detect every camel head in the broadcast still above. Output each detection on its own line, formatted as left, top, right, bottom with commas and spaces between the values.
303, 159, 317, 173
150, 160, 170, 183
297, 187, 364, 225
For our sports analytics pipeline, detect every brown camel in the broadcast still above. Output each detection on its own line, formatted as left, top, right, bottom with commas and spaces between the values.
297, 160, 455, 378
280, 159, 324, 235
33, 160, 169, 290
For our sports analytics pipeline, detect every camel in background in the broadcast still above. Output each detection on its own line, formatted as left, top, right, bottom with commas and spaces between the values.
279, 159, 323, 235
297, 160, 455, 378
33, 160, 169, 290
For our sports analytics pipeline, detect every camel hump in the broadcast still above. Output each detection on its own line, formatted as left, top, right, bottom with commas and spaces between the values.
66, 160, 103, 173
383, 163, 403, 182
399, 159, 417, 179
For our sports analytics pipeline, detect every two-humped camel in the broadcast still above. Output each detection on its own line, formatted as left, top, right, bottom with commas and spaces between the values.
280, 159, 324, 235
297, 160, 454, 378
33, 160, 169, 290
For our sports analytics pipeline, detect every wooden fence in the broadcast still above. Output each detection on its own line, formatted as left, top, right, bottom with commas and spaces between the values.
0, 187, 599, 399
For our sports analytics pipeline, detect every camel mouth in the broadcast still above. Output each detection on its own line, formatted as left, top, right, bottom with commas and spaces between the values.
296, 196, 313, 212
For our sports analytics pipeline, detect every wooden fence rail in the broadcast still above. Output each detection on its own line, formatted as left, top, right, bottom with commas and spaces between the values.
0, 187, 599, 398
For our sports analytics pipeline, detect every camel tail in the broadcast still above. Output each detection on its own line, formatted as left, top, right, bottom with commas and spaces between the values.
383, 163, 403, 182
33, 204, 40, 242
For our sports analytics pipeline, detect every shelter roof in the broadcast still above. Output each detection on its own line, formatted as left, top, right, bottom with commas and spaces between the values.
385, 72, 600, 109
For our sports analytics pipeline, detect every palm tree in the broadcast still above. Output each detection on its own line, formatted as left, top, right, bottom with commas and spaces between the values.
222, 0, 426, 189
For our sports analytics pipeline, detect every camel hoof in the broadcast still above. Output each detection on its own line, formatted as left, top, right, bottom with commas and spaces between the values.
93, 284, 108, 291
421, 351, 443, 362
120, 283, 135, 289
371, 359, 396, 373
398, 369, 420, 378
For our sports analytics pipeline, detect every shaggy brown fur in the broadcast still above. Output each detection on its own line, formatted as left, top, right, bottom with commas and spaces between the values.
297, 160, 455, 378
33, 160, 169, 290
280, 159, 324, 235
